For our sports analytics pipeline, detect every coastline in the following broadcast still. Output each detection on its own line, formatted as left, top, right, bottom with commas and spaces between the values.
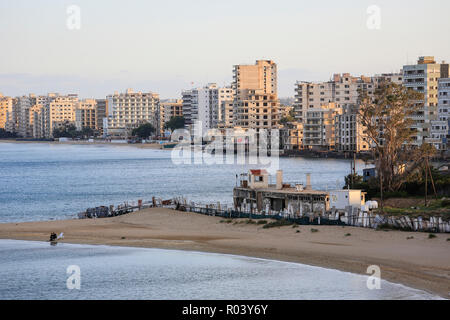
0, 207, 448, 298
0, 139, 165, 150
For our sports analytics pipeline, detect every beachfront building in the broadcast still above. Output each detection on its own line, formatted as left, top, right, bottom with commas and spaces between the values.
403, 56, 449, 146
159, 99, 183, 135
431, 78, 450, 152
44, 95, 79, 137
182, 83, 231, 133
293, 73, 375, 123
218, 87, 234, 127
0, 94, 14, 132
280, 121, 303, 151
104, 89, 160, 138
75, 99, 98, 132
303, 103, 342, 151
232, 60, 280, 130
95, 99, 108, 136
233, 170, 330, 215
334, 105, 370, 153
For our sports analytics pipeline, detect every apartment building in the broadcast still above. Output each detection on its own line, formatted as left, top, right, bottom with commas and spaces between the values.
403, 56, 449, 146
96, 99, 108, 136
334, 105, 370, 153
293, 73, 375, 123
182, 83, 230, 133
0, 94, 14, 131
159, 99, 183, 134
303, 103, 342, 150
75, 99, 98, 131
44, 95, 79, 137
104, 89, 160, 137
431, 78, 450, 151
232, 60, 280, 130
218, 87, 234, 127
280, 122, 303, 151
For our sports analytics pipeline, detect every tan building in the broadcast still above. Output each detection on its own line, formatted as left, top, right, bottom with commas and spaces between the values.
105, 89, 160, 137
280, 121, 303, 151
0, 94, 14, 131
45, 95, 79, 137
159, 99, 183, 134
75, 99, 98, 131
232, 60, 280, 130
96, 99, 108, 136
303, 103, 342, 150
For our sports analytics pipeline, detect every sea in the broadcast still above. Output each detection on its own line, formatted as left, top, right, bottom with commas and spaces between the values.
0, 142, 440, 300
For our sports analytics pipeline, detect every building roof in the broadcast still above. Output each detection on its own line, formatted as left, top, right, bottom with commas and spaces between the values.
249, 169, 268, 175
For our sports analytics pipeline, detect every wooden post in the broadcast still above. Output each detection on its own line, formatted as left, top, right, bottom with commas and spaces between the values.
424, 164, 428, 207
426, 157, 438, 200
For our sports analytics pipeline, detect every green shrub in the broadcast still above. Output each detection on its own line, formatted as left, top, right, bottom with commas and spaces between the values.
262, 219, 293, 229
257, 220, 268, 225
310, 228, 319, 233
344, 233, 351, 237
428, 233, 437, 239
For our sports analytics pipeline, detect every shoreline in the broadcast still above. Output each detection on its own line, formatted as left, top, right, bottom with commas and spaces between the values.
0, 207, 448, 299
0, 139, 165, 150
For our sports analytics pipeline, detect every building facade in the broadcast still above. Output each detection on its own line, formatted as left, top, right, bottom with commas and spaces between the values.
104, 89, 160, 137
232, 60, 280, 130
403, 56, 449, 146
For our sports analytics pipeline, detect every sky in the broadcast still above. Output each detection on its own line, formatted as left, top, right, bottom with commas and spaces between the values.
0, 0, 449, 99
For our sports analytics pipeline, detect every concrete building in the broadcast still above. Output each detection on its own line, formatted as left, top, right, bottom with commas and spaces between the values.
75, 99, 98, 131
294, 73, 375, 123
232, 60, 280, 130
218, 87, 234, 127
233, 170, 330, 215
45, 95, 79, 137
334, 105, 370, 153
280, 122, 303, 151
95, 99, 108, 136
182, 83, 230, 133
0, 94, 14, 131
303, 103, 342, 150
431, 78, 450, 152
104, 89, 160, 137
329, 189, 366, 210
403, 56, 449, 146
159, 99, 183, 135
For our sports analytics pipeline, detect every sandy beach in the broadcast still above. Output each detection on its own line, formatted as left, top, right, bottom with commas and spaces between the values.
0, 207, 448, 298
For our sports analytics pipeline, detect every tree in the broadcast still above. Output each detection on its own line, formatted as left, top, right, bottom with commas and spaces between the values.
164, 116, 185, 132
359, 82, 436, 193
0, 128, 17, 138
53, 123, 78, 138
132, 123, 155, 139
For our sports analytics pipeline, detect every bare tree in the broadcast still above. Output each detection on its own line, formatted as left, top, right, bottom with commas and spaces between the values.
358, 82, 436, 193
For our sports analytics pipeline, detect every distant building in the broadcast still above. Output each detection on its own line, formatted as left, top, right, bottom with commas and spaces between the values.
75, 99, 97, 131
0, 94, 13, 131
303, 103, 342, 150
96, 99, 108, 136
104, 89, 160, 137
403, 56, 449, 146
334, 105, 370, 153
232, 60, 280, 130
159, 99, 183, 135
432, 78, 450, 152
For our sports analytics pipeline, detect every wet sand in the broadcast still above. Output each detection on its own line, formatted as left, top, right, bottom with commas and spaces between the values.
0, 208, 449, 298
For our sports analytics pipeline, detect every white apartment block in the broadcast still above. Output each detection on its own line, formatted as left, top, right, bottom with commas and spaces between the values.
403, 56, 449, 146
182, 83, 231, 133
105, 89, 160, 137
44, 95, 79, 137
431, 78, 450, 151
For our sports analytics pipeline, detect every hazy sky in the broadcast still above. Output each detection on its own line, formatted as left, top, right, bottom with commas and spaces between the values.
1, 0, 449, 98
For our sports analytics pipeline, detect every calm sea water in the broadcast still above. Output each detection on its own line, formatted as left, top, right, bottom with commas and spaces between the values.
0, 240, 440, 300
0, 142, 369, 223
